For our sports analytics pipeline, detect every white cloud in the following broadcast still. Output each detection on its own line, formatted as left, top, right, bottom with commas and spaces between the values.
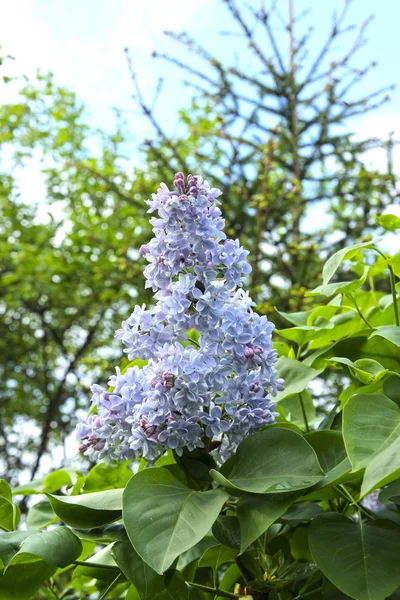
0, 0, 212, 126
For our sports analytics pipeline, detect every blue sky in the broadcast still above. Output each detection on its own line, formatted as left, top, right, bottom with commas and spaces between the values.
1, 0, 399, 146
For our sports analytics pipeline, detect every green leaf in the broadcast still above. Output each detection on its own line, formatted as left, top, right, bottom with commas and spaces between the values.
26, 499, 57, 530
123, 468, 229, 574
370, 326, 400, 347
13, 469, 75, 496
274, 309, 310, 326
378, 213, 400, 231
198, 545, 237, 570
383, 375, 400, 406
113, 541, 197, 600
328, 357, 389, 384
332, 333, 400, 372
304, 430, 353, 489
275, 357, 323, 402
73, 543, 120, 582
321, 241, 377, 284
0, 481, 18, 532
0, 481, 12, 502
0, 561, 57, 600
212, 516, 241, 550
362, 439, 400, 497
0, 527, 82, 569
379, 480, 400, 504
216, 564, 241, 600
0, 497, 19, 532
47, 488, 123, 528
83, 461, 133, 493
308, 265, 369, 297
280, 502, 323, 525
211, 428, 324, 494
237, 491, 300, 553
277, 323, 334, 346
126, 585, 140, 600
279, 391, 316, 428
309, 513, 400, 600
343, 394, 400, 472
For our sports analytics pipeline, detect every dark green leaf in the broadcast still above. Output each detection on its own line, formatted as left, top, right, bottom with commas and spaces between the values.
113, 541, 194, 600
309, 513, 400, 600
0, 561, 57, 600
47, 488, 123, 528
0, 527, 81, 569
211, 428, 324, 494
237, 491, 300, 552
198, 545, 237, 570
212, 516, 241, 551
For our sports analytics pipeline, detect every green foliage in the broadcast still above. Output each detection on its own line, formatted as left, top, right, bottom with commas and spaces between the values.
0, 235, 399, 600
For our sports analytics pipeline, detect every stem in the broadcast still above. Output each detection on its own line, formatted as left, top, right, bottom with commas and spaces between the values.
73, 560, 119, 570
235, 556, 251, 584
372, 246, 399, 326
187, 336, 200, 349
293, 586, 324, 600
44, 582, 60, 600
98, 573, 124, 600
348, 293, 373, 328
389, 265, 400, 326
334, 485, 374, 520
299, 392, 310, 432
191, 582, 240, 599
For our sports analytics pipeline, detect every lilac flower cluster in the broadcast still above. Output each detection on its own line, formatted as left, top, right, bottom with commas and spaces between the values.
77, 173, 282, 462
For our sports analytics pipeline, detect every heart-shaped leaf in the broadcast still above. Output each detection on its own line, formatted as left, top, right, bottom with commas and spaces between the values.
123, 468, 228, 574
211, 428, 324, 494
309, 513, 400, 600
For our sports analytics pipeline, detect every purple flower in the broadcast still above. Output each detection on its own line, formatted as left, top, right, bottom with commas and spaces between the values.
77, 173, 281, 463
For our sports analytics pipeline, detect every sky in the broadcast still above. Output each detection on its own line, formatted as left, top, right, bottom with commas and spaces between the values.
1, 0, 399, 477
1, 0, 400, 151
1, 0, 399, 244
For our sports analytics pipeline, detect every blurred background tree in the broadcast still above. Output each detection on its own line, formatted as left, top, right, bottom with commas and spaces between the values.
0, 0, 398, 483
135, 0, 397, 313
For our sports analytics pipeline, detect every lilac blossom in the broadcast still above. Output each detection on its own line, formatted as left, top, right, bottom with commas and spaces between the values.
77, 173, 282, 463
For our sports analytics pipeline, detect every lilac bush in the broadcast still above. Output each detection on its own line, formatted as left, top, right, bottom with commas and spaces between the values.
77, 173, 282, 462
